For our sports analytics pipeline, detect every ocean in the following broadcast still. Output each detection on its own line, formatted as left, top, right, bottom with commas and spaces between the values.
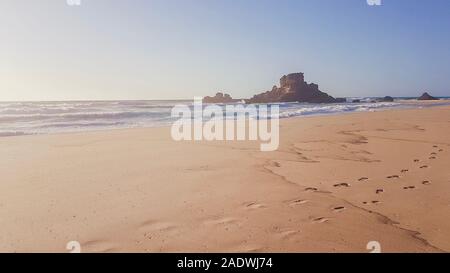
1, 99, 449, 137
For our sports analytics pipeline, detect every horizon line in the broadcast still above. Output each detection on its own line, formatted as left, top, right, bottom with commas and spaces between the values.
1, 96, 450, 103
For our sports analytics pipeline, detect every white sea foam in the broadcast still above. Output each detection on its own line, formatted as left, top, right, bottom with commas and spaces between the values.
0, 99, 448, 137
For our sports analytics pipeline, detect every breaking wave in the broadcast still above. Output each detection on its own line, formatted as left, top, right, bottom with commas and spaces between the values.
0, 99, 448, 137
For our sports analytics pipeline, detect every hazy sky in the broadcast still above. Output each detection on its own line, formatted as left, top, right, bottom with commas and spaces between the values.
1, 0, 450, 101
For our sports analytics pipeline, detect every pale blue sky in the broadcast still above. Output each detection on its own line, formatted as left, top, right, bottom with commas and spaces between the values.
1, 0, 449, 101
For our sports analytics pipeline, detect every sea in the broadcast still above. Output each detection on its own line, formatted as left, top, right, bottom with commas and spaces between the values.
1, 98, 449, 137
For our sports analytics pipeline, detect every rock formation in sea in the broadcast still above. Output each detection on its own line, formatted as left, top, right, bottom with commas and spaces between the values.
377, 96, 395, 102
203, 92, 237, 103
418, 92, 439, 101
245, 73, 345, 104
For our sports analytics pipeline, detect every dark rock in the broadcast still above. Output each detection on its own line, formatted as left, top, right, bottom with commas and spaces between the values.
352, 99, 361, 103
246, 73, 342, 104
418, 92, 439, 101
203, 92, 237, 103
376, 96, 394, 102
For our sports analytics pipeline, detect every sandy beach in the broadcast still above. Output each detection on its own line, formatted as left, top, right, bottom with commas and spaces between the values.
1, 105, 449, 253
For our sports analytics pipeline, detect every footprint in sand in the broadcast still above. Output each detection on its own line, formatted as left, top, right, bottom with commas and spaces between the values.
333, 183, 350, 188
414, 159, 420, 163
305, 187, 318, 192
204, 217, 240, 226
438, 149, 443, 152
333, 206, 346, 212
387, 175, 400, 179
431, 152, 437, 156
429, 156, 436, 160
138, 220, 178, 234
234, 245, 265, 253
245, 202, 266, 210
273, 161, 281, 168
288, 199, 309, 206
420, 165, 428, 169
422, 181, 431, 185
433, 145, 439, 148
277, 230, 301, 240
363, 201, 380, 205
82, 239, 118, 253
313, 217, 330, 223
358, 177, 369, 182
403, 186, 416, 190
376, 189, 384, 194
186, 165, 211, 172
401, 169, 409, 173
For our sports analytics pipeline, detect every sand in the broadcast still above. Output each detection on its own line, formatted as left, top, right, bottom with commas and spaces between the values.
0, 105, 449, 253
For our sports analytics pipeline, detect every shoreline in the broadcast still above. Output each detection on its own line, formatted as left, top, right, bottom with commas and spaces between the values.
1, 106, 450, 252
1, 101, 449, 140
